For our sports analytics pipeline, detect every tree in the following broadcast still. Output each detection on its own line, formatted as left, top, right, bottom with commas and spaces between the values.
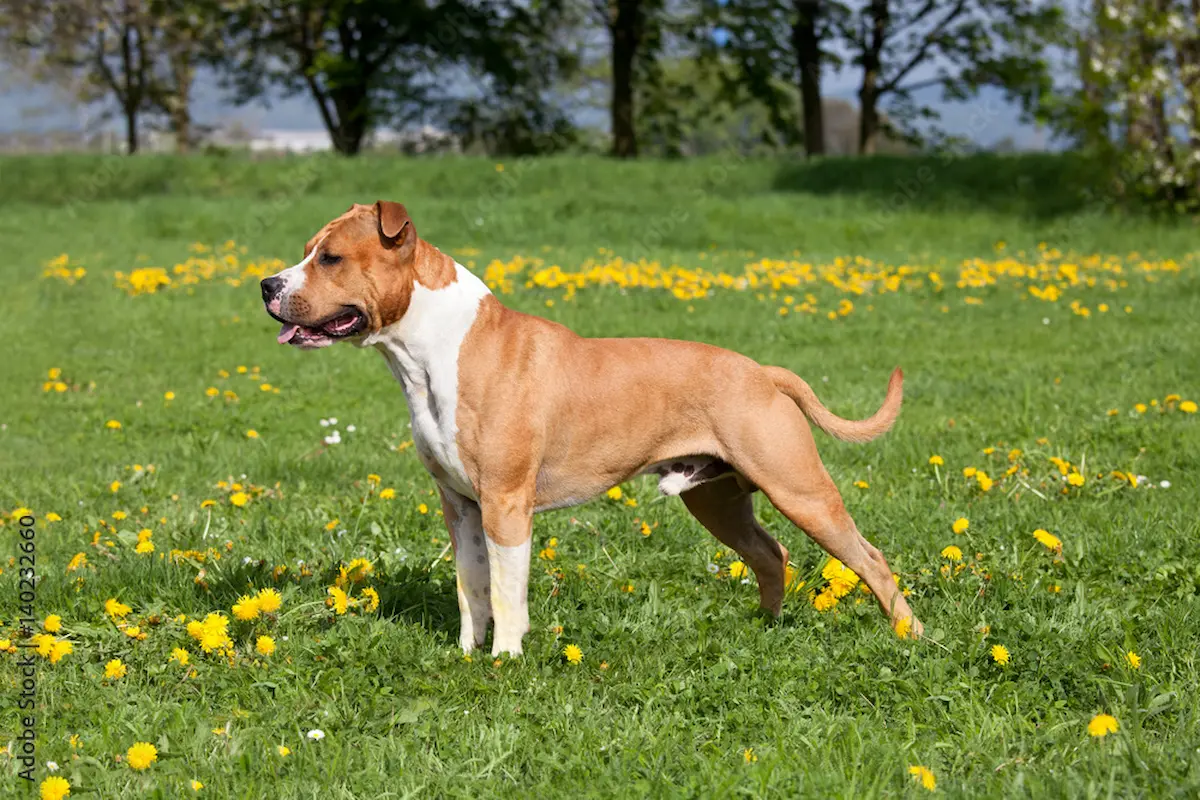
706, 0, 843, 156
217, 0, 555, 156
1039, 0, 1200, 210
836, 0, 1060, 153
1, 0, 211, 153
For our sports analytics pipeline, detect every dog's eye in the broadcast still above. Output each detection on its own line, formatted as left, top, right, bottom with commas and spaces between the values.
319, 252, 342, 266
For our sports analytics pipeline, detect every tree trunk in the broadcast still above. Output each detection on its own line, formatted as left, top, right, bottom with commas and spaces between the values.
793, 0, 824, 157
169, 47, 193, 153
331, 88, 369, 155
125, 104, 139, 154
859, 0, 889, 155
610, 0, 641, 159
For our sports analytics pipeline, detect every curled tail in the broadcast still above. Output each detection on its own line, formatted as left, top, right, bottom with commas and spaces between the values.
765, 366, 903, 443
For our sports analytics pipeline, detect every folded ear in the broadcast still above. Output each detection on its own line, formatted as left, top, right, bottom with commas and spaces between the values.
374, 201, 414, 243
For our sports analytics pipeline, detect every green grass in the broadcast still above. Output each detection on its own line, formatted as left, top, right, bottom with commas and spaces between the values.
2, 153, 1199, 798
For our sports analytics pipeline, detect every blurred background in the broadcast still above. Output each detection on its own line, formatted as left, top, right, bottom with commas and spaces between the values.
0, 1, 1194, 211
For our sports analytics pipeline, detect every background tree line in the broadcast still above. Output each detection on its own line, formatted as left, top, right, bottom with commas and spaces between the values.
3, 1, 1200, 208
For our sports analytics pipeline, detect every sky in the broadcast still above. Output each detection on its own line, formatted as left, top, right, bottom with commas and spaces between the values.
0, 56, 1048, 150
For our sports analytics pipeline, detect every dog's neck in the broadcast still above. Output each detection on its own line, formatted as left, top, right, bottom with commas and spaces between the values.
366, 260, 492, 398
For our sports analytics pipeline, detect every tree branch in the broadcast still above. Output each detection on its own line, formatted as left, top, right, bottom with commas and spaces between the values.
880, 0, 969, 96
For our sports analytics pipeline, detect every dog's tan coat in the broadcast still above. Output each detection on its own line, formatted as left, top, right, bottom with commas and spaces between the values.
262, 202, 921, 655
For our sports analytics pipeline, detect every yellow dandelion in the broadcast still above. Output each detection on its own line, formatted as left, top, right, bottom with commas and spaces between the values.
1067, 472, 1085, 487
40, 776, 71, 800
164, 391, 175, 401
43, 614, 63, 633
895, 616, 913, 639
743, 747, 758, 763
1032, 529, 1062, 553
104, 659, 127, 680
991, 644, 1010, 665
325, 518, 339, 531
229, 491, 249, 507
1180, 400, 1197, 413
563, 644, 583, 664
367, 473, 381, 484
277, 745, 291, 757
255, 635, 276, 656
908, 765, 936, 791
928, 455, 944, 466
231, 595, 260, 621
327, 586, 350, 615
255, 588, 282, 614
379, 487, 396, 500
1087, 713, 1119, 737
605, 486, 623, 500
135, 540, 154, 555
170, 648, 190, 665
106, 420, 122, 430
245, 430, 259, 439
359, 587, 380, 613
1125, 651, 1141, 669
105, 598, 132, 618
191, 780, 204, 792
940, 545, 963, 562
417, 503, 429, 514
952, 517, 969, 534
126, 741, 157, 770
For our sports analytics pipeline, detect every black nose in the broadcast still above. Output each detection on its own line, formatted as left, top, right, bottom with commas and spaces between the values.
261, 276, 284, 303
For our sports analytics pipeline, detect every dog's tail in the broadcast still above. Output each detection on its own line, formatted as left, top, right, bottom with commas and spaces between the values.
765, 366, 903, 443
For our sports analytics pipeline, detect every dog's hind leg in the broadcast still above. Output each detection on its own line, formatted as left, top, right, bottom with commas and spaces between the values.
682, 477, 790, 616
725, 392, 921, 637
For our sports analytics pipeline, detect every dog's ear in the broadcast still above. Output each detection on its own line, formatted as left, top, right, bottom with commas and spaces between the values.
375, 201, 414, 245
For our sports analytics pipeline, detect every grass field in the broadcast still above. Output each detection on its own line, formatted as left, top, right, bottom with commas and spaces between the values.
2, 153, 1199, 798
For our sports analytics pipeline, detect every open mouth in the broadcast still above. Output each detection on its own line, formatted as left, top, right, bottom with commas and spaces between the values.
274, 308, 367, 348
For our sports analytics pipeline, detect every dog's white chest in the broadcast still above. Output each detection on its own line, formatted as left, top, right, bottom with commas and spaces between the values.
369, 263, 490, 501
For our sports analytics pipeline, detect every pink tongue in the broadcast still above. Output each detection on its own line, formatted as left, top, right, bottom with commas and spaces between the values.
277, 324, 300, 344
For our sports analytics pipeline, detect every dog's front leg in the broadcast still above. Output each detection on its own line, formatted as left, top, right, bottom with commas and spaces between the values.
438, 485, 492, 653
481, 491, 533, 657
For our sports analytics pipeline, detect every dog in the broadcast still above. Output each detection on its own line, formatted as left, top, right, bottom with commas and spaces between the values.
260, 201, 920, 656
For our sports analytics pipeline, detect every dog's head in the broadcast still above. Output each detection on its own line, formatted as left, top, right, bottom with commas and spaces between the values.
260, 201, 452, 349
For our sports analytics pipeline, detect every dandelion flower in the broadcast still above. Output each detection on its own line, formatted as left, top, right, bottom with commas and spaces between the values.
928, 455, 944, 466
39, 776, 71, 800
126, 742, 157, 770
255, 588, 282, 614
231, 595, 261, 621
170, 648, 190, 666
379, 487, 396, 500
1033, 529, 1062, 553
605, 486, 623, 500
940, 545, 963, 562
1125, 651, 1141, 669
277, 745, 291, 757
417, 503, 429, 514
245, 430, 259, 439
104, 659, 127, 680
106, 420, 122, 430
324, 518, 339, 531
895, 616, 913, 639
908, 765, 936, 791
563, 644, 583, 664
43, 615, 63, 633
991, 644, 1010, 665
105, 598, 132, 618
743, 748, 758, 763
190, 780, 204, 791
255, 636, 276, 656
962, 466, 977, 478
229, 491, 249, 507
1087, 713, 1119, 737
359, 587, 380, 613
952, 517, 969, 535
1067, 472, 1085, 487
728, 561, 746, 579
135, 540, 155, 555
1181, 400, 1197, 414
327, 586, 350, 615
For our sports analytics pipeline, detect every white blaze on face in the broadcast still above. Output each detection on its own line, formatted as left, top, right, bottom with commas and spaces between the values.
266, 234, 328, 312
485, 537, 531, 656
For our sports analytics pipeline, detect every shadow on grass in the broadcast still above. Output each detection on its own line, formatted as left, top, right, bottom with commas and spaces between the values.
199, 557, 459, 639
374, 564, 459, 639
771, 152, 1107, 219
